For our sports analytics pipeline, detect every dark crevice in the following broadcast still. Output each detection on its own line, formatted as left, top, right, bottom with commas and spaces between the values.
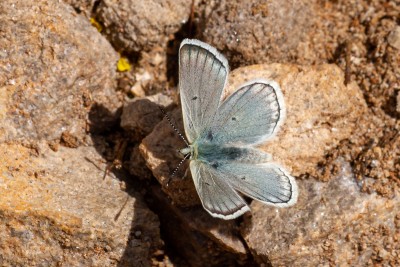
92, 0, 101, 14
143, 185, 257, 267
166, 1, 199, 87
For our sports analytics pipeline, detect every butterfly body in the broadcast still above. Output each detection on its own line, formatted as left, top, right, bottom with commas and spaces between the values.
183, 141, 271, 165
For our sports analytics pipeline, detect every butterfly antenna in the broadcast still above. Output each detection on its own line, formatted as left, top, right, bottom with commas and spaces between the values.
171, 152, 191, 178
159, 106, 189, 147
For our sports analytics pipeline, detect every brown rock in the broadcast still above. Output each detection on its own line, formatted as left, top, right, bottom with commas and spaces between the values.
96, 0, 191, 53
122, 94, 174, 180
241, 158, 400, 266
149, 186, 248, 266
140, 108, 199, 207
130, 49, 171, 96
0, 142, 162, 266
397, 91, 400, 114
120, 94, 173, 140
121, 98, 164, 140
200, 0, 317, 66
60, 131, 80, 148
64, 0, 96, 18
388, 26, 400, 50
0, 0, 120, 143
128, 144, 153, 180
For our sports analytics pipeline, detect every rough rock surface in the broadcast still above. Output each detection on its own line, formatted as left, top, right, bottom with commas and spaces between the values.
140, 108, 198, 207
1, 0, 399, 265
0, 0, 120, 143
0, 142, 162, 266
63, 0, 96, 17
96, 0, 192, 53
241, 158, 400, 266
148, 186, 248, 266
120, 94, 174, 141
121, 94, 174, 181
199, 0, 317, 66
0, 0, 163, 265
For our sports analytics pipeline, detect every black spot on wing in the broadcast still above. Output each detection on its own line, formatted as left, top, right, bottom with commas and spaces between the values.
223, 147, 244, 161
192, 96, 198, 100
231, 117, 237, 121
206, 130, 213, 141
211, 162, 219, 169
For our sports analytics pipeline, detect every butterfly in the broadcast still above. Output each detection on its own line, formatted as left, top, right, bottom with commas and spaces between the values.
178, 39, 298, 220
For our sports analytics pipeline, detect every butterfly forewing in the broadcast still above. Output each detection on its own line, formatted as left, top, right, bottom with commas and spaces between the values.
179, 39, 229, 142
207, 80, 285, 146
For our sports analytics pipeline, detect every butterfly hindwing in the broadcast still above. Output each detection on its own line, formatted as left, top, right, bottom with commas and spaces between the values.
217, 162, 298, 207
190, 160, 250, 220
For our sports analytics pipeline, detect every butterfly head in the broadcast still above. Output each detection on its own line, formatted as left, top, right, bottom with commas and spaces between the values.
178, 142, 200, 160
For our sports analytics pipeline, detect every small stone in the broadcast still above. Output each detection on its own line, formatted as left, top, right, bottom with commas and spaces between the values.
134, 231, 142, 237
120, 96, 167, 140
387, 26, 400, 50
397, 91, 400, 114
131, 83, 146, 98
60, 131, 80, 148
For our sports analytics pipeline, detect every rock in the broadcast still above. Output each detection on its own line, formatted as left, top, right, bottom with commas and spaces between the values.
241, 158, 400, 266
397, 91, 400, 114
128, 144, 153, 180
96, 0, 191, 53
140, 108, 199, 207
64, 0, 96, 18
121, 94, 175, 180
0, 142, 162, 266
140, 63, 367, 207
120, 93, 174, 140
148, 186, 249, 266
388, 26, 400, 50
121, 99, 163, 140
199, 0, 316, 65
0, 1, 162, 265
0, 0, 120, 143
94, 0, 189, 97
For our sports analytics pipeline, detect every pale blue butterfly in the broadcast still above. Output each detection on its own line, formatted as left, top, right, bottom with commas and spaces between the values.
178, 39, 298, 220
